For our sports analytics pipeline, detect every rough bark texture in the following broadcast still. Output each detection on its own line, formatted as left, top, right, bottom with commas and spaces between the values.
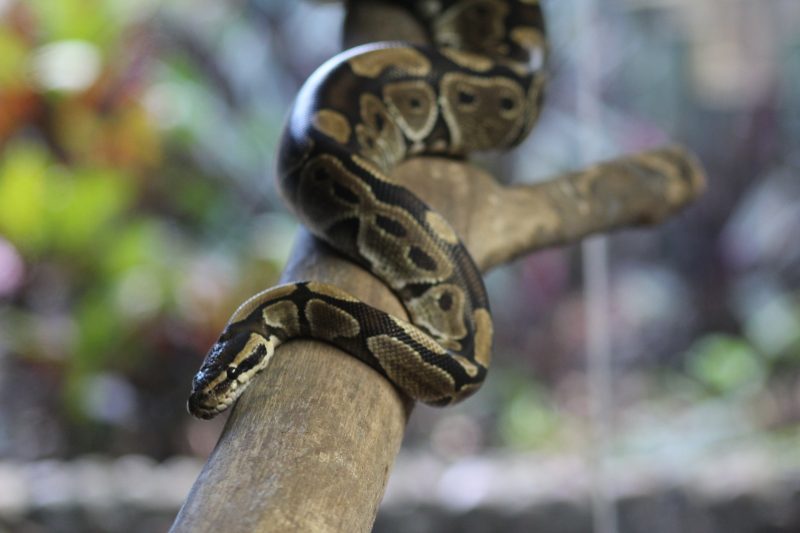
401, 146, 706, 272
170, 3, 706, 532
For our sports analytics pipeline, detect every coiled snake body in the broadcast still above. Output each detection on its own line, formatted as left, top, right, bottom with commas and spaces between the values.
188, 0, 547, 419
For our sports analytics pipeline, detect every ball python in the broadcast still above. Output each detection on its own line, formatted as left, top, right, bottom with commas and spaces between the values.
188, 0, 548, 419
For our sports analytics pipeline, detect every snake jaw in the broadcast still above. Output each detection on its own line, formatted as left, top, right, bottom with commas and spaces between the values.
188, 331, 277, 419
187, 392, 236, 420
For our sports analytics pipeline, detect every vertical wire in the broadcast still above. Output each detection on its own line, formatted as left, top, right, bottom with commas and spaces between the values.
574, 0, 619, 531
583, 237, 617, 533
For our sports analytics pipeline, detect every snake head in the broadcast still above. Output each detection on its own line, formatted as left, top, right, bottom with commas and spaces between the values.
188, 327, 276, 419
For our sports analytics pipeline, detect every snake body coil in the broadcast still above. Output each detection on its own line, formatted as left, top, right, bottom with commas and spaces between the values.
188, 0, 547, 419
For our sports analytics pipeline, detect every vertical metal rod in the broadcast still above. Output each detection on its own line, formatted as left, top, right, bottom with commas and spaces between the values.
574, 0, 619, 531
582, 237, 617, 533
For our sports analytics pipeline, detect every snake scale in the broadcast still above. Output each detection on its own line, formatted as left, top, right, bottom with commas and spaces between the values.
188, 0, 547, 419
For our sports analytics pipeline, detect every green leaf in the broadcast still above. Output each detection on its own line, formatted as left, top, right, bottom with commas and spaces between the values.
28, 0, 118, 48
47, 167, 134, 252
685, 333, 764, 395
498, 383, 560, 449
74, 289, 123, 369
0, 27, 29, 85
101, 218, 167, 277
0, 143, 49, 253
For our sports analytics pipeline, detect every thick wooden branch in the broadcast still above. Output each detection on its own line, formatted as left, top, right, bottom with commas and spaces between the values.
170, 146, 704, 533
400, 145, 706, 271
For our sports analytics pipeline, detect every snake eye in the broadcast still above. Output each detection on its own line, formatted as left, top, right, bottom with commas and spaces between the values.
227, 366, 239, 380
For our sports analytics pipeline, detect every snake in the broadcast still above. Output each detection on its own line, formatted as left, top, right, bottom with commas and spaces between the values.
188, 0, 548, 419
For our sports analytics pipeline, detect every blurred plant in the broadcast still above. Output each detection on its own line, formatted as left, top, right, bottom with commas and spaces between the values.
0, 0, 294, 457
684, 333, 764, 396
497, 375, 564, 450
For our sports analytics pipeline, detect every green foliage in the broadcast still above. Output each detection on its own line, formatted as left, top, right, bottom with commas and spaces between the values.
74, 288, 125, 370
685, 333, 764, 395
498, 378, 561, 449
0, 27, 28, 85
28, 0, 118, 49
0, 142, 134, 257
50, 168, 134, 253
0, 143, 49, 252
101, 219, 168, 277
0, 0, 279, 436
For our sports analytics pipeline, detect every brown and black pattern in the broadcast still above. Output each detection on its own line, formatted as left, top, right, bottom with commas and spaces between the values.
188, 0, 548, 419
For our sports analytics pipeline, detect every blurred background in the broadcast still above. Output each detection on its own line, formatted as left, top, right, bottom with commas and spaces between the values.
0, 0, 798, 531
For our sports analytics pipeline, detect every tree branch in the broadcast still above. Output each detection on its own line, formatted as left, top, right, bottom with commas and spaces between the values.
400, 145, 705, 271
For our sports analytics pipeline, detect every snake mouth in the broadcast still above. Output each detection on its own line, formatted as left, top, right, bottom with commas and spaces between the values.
187, 332, 277, 419
187, 390, 238, 419
188, 369, 252, 418
187, 395, 215, 419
